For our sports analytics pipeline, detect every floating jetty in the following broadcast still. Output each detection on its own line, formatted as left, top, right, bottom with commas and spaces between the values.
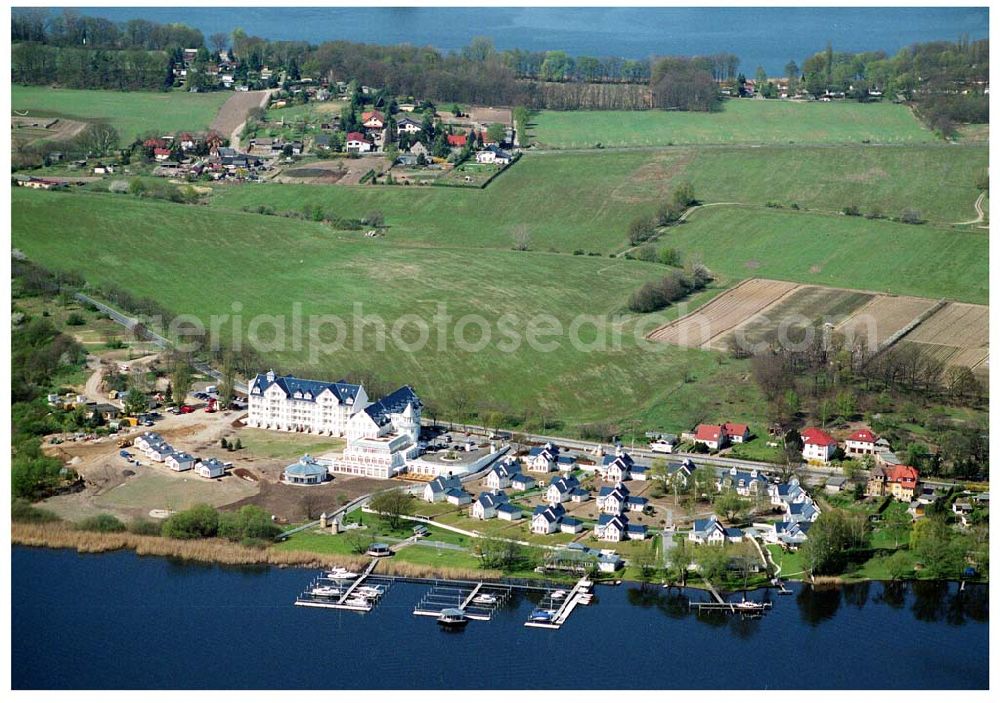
688, 580, 772, 616
294, 558, 392, 612
523, 577, 594, 629
413, 581, 513, 622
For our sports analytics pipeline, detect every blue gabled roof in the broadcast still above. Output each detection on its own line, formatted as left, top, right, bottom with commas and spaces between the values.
628, 496, 649, 506
570, 488, 590, 498
445, 488, 469, 499
497, 503, 520, 514
560, 517, 583, 527
250, 372, 362, 405
428, 476, 462, 492
510, 473, 534, 485
627, 524, 647, 534
362, 385, 421, 425
724, 527, 743, 538
597, 514, 628, 528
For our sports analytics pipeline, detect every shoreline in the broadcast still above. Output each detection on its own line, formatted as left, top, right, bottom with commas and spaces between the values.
13, 523, 986, 589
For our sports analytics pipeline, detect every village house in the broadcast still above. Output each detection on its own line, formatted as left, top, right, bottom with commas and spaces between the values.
446, 134, 467, 149
666, 458, 696, 488
825, 476, 850, 494
845, 428, 879, 457
769, 477, 805, 509
177, 132, 197, 151
153, 148, 172, 162
471, 491, 509, 520
362, 110, 385, 130
866, 464, 920, 502
569, 486, 591, 503
195, 457, 228, 479
559, 516, 584, 534
346, 132, 373, 153
688, 515, 731, 545
165, 451, 196, 472
801, 427, 838, 463
423, 475, 462, 502
475, 144, 513, 165
531, 503, 566, 534
764, 520, 811, 547
484, 458, 519, 490
133, 432, 162, 453
545, 475, 581, 504
689, 422, 750, 450
396, 117, 422, 135
282, 454, 329, 485
595, 514, 629, 542
785, 500, 821, 524
409, 141, 430, 158
527, 443, 575, 472
145, 442, 174, 463
716, 467, 769, 497
597, 483, 629, 515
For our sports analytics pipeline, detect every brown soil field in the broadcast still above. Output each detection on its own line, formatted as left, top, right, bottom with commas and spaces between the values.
211, 90, 270, 145
835, 295, 939, 350
11, 115, 88, 146
467, 106, 513, 125
648, 278, 799, 348
901, 302, 989, 348
275, 165, 347, 184
712, 285, 873, 351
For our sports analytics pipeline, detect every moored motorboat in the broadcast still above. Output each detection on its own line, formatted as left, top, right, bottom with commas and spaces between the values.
327, 568, 359, 580
529, 608, 556, 622
551, 590, 567, 600
472, 593, 497, 605
311, 585, 342, 597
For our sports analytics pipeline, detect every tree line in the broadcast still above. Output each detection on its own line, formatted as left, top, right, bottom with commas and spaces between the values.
12, 8, 205, 50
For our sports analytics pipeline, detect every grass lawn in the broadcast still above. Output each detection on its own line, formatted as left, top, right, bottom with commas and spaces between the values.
727, 437, 784, 463
11, 85, 231, 144
209, 146, 984, 251
767, 544, 806, 577
13, 188, 772, 436
669, 207, 988, 304
93, 471, 258, 514
529, 100, 937, 148
233, 427, 345, 459
272, 527, 364, 556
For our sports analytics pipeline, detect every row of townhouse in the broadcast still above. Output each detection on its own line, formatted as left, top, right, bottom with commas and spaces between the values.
133, 432, 230, 478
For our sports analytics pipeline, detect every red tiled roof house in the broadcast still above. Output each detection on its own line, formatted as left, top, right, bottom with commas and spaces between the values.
800, 427, 838, 464
845, 428, 879, 457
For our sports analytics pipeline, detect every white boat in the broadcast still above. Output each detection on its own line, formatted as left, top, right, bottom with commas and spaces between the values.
472, 593, 497, 605
356, 586, 385, 598
733, 599, 767, 612
529, 608, 556, 622
311, 585, 342, 597
551, 590, 567, 600
327, 568, 359, 580
343, 596, 370, 608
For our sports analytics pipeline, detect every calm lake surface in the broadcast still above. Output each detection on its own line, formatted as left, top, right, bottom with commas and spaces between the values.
12, 547, 988, 689
69, 7, 988, 75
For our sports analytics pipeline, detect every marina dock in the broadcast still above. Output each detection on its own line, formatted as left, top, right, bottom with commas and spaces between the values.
294, 558, 391, 612
688, 580, 772, 616
413, 581, 513, 621
523, 577, 594, 629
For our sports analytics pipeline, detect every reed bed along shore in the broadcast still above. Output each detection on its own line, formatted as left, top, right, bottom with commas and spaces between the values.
12, 523, 502, 581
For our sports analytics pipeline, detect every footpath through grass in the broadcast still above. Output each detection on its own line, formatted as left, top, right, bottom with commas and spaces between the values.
11, 85, 230, 143
529, 100, 937, 148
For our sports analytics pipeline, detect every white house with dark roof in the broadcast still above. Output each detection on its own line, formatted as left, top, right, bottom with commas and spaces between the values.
545, 475, 581, 504
485, 459, 519, 490
597, 483, 630, 515
716, 467, 769, 497
445, 488, 473, 506
497, 503, 522, 521
471, 491, 508, 520
531, 504, 566, 534
423, 476, 462, 502
559, 517, 584, 534
196, 457, 227, 479
595, 514, 630, 542
165, 452, 196, 472
688, 515, 729, 544
247, 370, 369, 437
510, 473, 536, 491
527, 443, 561, 472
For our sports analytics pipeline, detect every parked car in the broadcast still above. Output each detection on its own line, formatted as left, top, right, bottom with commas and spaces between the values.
180, 405, 194, 414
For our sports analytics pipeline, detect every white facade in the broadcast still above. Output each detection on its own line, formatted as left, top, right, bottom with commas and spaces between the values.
246, 371, 369, 437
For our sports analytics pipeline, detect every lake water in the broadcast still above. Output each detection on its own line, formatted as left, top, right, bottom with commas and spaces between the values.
12, 547, 988, 689
68, 6, 988, 75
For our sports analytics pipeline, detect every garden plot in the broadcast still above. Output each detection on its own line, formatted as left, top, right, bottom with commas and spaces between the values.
896, 302, 989, 374
835, 295, 940, 351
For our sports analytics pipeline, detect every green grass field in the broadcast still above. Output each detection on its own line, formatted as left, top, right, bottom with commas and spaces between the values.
11, 85, 230, 143
669, 207, 988, 303
12, 188, 771, 434
529, 100, 937, 148
209, 146, 985, 254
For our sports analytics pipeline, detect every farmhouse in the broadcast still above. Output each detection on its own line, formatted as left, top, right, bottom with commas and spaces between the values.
346, 132, 373, 153
801, 427, 838, 463
282, 455, 329, 485
475, 145, 513, 165
689, 422, 748, 450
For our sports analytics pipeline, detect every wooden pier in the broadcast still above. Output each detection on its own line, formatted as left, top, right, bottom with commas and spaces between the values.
524, 577, 594, 630
688, 580, 772, 616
